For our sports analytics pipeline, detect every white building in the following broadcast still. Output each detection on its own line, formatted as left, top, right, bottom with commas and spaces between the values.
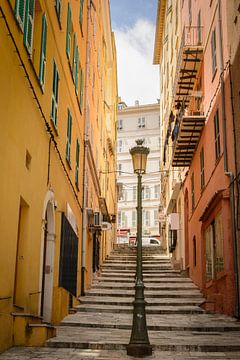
117, 101, 161, 241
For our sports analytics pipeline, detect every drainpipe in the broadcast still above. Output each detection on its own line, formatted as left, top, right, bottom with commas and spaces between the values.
218, 0, 240, 318
81, 0, 91, 296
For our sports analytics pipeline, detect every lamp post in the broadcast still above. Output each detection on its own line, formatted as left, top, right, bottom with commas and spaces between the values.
127, 139, 152, 357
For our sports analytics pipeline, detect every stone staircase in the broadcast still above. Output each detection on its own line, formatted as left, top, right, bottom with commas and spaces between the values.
2, 245, 240, 359
44, 245, 240, 358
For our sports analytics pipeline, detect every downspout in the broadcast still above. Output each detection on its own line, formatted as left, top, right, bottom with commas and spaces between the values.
81, 0, 91, 296
218, 0, 240, 318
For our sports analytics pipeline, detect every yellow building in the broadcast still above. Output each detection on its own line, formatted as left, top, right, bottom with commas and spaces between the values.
0, 0, 117, 353
81, 0, 117, 292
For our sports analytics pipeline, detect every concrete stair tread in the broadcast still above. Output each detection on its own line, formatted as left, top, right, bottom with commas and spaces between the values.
4, 348, 240, 360
47, 326, 240, 351
79, 296, 205, 305
60, 312, 240, 328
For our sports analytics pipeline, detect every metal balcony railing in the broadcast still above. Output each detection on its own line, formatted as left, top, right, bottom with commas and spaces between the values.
172, 26, 204, 107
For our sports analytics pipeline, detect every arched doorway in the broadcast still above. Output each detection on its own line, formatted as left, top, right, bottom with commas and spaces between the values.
39, 190, 55, 323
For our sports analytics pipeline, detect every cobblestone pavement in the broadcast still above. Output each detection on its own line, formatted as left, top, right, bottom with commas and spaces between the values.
1, 246, 240, 359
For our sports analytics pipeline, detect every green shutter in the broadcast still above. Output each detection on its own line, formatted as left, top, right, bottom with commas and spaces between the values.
51, 61, 59, 127
66, 109, 72, 162
72, 33, 79, 93
39, 14, 47, 88
15, 0, 26, 30
80, 0, 84, 25
80, 69, 84, 113
75, 140, 80, 186
55, 0, 61, 18
24, 0, 35, 54
66, 3, 71, 59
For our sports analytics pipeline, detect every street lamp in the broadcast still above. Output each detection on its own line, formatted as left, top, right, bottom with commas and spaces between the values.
127, 139, 152, 357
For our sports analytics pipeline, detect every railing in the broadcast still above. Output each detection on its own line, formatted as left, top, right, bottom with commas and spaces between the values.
172, 25, 204, 100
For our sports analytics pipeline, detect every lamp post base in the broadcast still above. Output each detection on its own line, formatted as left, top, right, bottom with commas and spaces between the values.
126, 343, 152, 357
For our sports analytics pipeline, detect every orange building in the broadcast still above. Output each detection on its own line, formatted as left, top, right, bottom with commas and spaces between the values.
154, 0, 240, 316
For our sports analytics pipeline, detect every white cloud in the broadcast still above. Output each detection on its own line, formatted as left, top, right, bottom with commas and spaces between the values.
114, 19, 159, 107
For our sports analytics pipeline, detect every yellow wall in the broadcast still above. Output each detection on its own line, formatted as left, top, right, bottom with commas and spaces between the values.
0, 0, 88, 352
0, 0, 117, 352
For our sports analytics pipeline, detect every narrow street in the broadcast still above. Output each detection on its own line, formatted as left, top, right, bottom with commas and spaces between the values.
1, 245, 240, 359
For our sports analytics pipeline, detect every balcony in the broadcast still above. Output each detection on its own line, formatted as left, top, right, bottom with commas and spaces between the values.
173, 26, 204, 107
172, 112, 205, 167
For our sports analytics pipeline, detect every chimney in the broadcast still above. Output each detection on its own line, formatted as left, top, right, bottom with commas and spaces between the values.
135, 100, 139, 106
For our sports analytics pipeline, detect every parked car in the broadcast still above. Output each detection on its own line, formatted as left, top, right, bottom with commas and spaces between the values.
142, 237, 161, 246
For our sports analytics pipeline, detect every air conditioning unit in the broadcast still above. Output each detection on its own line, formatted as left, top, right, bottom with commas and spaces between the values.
94, 212, 102, 226
101, 222, 112, 231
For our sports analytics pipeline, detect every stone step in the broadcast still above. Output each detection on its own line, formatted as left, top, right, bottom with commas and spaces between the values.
79, 296, 205, 306
101, 264, 173, 270
6, 348, 240, 359
74, 304, 204, 315
84, 289, 203, 298
101, 269, 180, 274
99, 272, 182, 278
46, 326, 240, 352
91, 283, 198, 291
93, 277, 193, 283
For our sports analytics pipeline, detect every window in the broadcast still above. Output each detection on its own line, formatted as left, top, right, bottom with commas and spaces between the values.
142, 186, 150, 200
72, 33, 79, 94
133, 186, 137, 201
191, 172, 195, 212
200, 147, 205, 190
211, 28, 217, 77
197, 10, 202, 44
117, 139, 123, 153
39, 14, 47, 88
205, 212, 224, 280
75, 140, 80, 188
66, 109, 72, 163
188, 0, 192, 25
214, 110, 221, 160
119, 212, 127, 228
144, 210, 150, 226
79, 0, 84, 26
55, 0, 61, 20
154, 185, 160, 199
154, 210, 159, 226
138, 117, 145, 128
66, 2, 72, 59
51, 61, 59, 128
117, 163, 122, 176
193, 236, 197, 266
132, 210, 137, 227
117, 119, 123, 130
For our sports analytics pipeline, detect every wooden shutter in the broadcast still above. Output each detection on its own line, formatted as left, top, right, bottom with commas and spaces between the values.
66, 3, 72, 59
39, 14, 47, 87
15, 0, 26, 30
75, 140, 80, 186
24, 0, 35, 54
80, 0, 84, 25
66, 109, 72, 162
79, 68, 84, 113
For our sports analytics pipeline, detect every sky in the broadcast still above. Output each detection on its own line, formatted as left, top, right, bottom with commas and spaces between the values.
110, 0, 159, 107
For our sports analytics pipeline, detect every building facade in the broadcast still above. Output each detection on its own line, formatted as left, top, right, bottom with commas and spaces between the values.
117, 102, 161, 244
0, 0, 117, 352
154, 0, 239, 316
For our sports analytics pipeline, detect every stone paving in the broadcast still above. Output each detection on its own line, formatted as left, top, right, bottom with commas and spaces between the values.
1, 246, 240, 359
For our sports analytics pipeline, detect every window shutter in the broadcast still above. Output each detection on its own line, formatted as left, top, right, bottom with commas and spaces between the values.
66, 3, 72, 59
55, 0, 61, 18
24, 0, 35, 54
15, 0, 26, 30
80, 68, 84, 112
51, 62, 59, 127
75, 47, 79, 94
80, 0, 84, 25
39, 14, 47, 88
66, 109, 72, 162
75, 140, 80, 186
